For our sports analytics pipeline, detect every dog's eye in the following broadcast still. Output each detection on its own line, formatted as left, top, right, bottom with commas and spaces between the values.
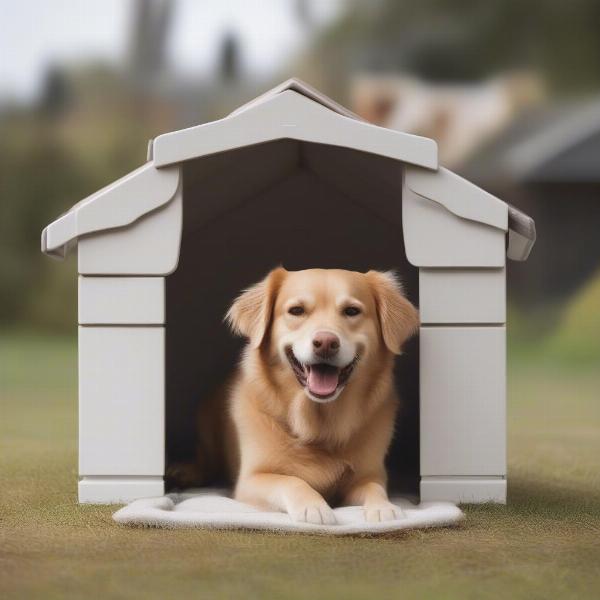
343, 306, 361, 317
288, 306, 305, 316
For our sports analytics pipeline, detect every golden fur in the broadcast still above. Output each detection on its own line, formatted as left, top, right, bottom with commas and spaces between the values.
171, 268, 419, 524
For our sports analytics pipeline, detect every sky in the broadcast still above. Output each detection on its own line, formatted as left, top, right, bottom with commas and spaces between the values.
0, 0, 344, 102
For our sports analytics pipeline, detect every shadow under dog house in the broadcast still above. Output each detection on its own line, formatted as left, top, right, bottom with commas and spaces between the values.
41, 79, 536, 505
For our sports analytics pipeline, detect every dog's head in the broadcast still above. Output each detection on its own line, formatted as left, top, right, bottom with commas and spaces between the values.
226, 268, 419, 403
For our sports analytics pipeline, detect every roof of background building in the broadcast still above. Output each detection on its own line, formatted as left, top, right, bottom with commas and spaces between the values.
463, 97, 600, 185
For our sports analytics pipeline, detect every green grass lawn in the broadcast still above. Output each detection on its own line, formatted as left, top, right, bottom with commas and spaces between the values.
1, 334, 599, 600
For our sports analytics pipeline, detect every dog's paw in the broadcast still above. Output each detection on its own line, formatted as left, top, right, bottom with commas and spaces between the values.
363, 502, 405, 523
290, 503, 337, 526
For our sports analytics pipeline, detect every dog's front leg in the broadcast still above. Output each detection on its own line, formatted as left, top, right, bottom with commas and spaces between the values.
343, 479, 405, 522
235, 473, 337, 525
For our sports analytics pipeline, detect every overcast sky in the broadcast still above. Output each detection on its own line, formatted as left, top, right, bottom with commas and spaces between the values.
0, 0, 343, 102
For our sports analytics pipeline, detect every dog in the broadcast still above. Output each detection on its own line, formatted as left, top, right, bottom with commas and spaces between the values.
171, 267, 419, 524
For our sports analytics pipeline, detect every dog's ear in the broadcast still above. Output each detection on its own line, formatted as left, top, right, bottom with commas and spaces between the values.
366, 271, 419, 354
225, 267, 287, 348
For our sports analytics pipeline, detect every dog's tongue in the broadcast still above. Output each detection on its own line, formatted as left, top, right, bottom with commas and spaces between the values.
307, 364, 339, 397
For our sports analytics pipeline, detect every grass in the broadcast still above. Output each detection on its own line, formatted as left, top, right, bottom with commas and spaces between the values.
1, 333, 600, 599
546, 270, 600, 366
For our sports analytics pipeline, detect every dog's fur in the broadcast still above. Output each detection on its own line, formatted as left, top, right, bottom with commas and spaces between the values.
171, 268, 419, 524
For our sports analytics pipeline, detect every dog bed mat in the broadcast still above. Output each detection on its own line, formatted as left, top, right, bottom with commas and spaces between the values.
113, 492, 464, 535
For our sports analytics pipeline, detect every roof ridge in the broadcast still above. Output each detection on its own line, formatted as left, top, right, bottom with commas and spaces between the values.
229, 77, 365, 122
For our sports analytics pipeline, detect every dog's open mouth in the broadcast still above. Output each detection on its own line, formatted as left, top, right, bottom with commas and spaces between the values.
285, 347, 358, 401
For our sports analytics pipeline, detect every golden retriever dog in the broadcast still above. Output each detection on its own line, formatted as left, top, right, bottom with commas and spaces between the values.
173, 267, 419, 524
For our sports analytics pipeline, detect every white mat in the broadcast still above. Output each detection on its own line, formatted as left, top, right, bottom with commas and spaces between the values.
113, 493, 464, 535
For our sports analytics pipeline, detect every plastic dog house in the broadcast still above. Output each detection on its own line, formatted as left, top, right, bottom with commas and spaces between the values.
41, 79, 536, 505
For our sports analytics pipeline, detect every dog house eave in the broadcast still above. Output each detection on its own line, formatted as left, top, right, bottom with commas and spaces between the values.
39, 79, 536, 505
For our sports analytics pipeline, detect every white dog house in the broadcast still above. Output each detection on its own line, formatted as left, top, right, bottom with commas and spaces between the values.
41, 79, 535, 505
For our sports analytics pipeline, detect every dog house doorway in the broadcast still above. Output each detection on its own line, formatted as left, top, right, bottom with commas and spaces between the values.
165, 140, 420, 498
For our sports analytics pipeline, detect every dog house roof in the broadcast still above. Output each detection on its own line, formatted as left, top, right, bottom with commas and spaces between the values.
41, 78, 535, 261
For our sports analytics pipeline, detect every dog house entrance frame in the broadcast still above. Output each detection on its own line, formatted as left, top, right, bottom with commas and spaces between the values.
42, 79, 535, 504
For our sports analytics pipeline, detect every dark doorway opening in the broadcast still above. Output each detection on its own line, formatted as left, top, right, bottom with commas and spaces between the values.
166, 140, 420, 498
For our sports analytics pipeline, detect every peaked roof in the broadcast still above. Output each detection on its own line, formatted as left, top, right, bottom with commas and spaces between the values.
41, 78, 535, 261
151, 77, 438, 168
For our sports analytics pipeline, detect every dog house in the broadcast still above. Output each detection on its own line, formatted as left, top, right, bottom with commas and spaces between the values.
41, 79, 535, 505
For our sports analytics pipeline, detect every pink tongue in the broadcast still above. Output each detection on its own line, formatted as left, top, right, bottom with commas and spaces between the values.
307, 366, 339, 396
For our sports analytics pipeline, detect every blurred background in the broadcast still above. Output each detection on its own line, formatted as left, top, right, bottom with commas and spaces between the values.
3, 4, 599, 596
1, 0, 599, 364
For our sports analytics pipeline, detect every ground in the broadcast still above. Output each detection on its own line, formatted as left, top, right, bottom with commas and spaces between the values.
1, 334, 599, 600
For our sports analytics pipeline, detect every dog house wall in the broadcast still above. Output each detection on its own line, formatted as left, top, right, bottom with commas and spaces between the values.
72, 162, 507, 503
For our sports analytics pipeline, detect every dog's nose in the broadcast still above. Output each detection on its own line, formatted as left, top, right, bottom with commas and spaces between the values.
312, 331, 340, 358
